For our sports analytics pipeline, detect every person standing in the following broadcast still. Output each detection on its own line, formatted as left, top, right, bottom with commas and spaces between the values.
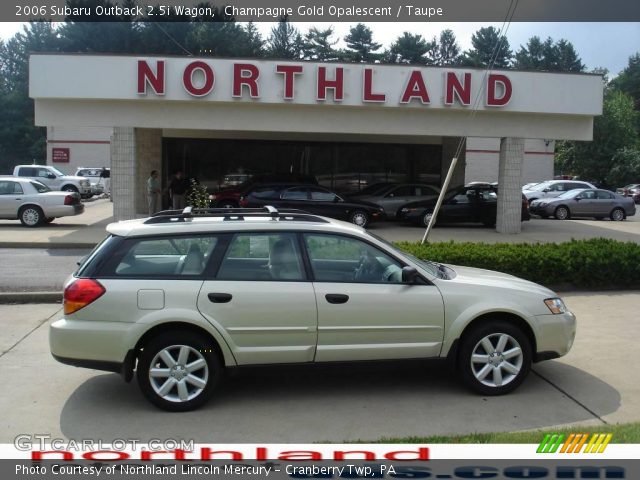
147, 170, 161, 215
168, 170, 188, 210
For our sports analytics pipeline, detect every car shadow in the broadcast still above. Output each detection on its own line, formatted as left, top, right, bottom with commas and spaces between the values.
58, 360, 620, 443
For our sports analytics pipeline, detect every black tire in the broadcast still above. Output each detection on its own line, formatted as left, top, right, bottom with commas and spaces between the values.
554, 206, 570, 220
610, 208, 625, 221
137, 331, 222, 412
458, 320, 532, 396
19, 205, 44, 227
216, 201, 238, 209
421, 211, 434, 227
349, 210, 369, 228
62, 185, 79, 193
45, 217, 55, 224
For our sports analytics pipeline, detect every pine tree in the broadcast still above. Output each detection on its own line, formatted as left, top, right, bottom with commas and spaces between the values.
343, 23, 381, 63
461, 26, 512, 68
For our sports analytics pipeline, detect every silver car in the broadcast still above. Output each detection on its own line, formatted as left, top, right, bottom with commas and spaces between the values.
50, 206, 576, 411
529, 188, 636, 220
349, 183, 440, 218
523, 180, 595, 202
0, 176, 85, 226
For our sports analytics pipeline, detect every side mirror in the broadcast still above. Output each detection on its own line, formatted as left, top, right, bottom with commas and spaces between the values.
47, 173, 56, 179
575, 197, 581, 201
334, 195, 343, 203
401, 266, 418, 284
542, 188, 551, 192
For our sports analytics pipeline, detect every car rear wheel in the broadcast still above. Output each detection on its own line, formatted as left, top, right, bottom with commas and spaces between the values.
610, 208, 625, 221
458, 320, 532, 395
554, 206, 570, 220
62, 185, 78, 193
350, 210, 369, 227
19, 206, 44, 227
137, 331, 221, 412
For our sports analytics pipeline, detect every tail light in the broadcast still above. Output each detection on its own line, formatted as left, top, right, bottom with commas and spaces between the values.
64, 195, 77, 205
64, 279, 105, 315
239, 197, 248, 207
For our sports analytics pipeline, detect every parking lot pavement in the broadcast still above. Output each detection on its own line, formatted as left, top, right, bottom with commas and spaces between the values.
0, 292, 636, 443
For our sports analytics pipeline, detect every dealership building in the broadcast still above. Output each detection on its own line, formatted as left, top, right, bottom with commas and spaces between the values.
29, 54, 603, 233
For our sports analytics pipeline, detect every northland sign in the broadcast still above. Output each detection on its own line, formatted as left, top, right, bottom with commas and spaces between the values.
137, 59, 513, 107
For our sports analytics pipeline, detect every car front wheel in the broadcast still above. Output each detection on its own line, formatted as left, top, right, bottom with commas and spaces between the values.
137, 331, 221, 412
458, 320, 532, 396
19, 206, 44, 227
62, 185, 79, 193
349, 210, 369, 227
422, 211, 434, 227
554, 206, 570, 220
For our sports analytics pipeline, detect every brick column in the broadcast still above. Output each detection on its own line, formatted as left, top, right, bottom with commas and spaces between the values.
135, 129, 163, 215
496, 137, 524, 234
111, 127, 136, 221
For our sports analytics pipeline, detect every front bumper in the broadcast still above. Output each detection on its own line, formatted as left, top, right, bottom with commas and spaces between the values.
534, 310, 576, 360
529, 203, 555, 217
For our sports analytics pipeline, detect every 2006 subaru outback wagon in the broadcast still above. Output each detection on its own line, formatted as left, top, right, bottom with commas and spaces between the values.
50, 207, 576, 411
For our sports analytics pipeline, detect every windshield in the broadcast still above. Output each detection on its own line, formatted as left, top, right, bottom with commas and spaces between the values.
530, 182, 551, 192
556, 189, 582, 199
49, 166, 65, 176
367, 232, 439, 277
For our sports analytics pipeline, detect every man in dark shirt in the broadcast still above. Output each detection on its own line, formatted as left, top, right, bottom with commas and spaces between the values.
168, 171, 188, 209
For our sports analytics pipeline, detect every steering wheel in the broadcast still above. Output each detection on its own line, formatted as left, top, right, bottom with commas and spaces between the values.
354, 251, 383, 282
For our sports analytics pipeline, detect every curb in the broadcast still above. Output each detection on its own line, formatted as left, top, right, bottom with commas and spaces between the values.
0, 292, 62, 304
0, 243, 96, 249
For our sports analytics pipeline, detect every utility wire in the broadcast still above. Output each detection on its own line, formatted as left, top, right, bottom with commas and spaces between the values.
152, 22, 194, 57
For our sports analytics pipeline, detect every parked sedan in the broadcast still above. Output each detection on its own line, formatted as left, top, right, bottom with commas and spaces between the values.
529, 189, 636, 220
0, 176, 84, 226
616, 184, 640, 204
523, 180, 595, 202
399, 184, 529, 227
240, 184, 385, 227
348, 183, 440, 218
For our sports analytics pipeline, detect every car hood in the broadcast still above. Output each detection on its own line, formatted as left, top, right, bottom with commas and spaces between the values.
63, 175, 89, 182
444, 264, 556, 298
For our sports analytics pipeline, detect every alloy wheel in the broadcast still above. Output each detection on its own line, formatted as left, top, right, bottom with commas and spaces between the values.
469, 333, 524, 388
148, 345, 209, 403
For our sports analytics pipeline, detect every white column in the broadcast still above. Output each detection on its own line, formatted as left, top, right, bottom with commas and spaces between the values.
111, 127, 136, 221
496, 137, 524, 234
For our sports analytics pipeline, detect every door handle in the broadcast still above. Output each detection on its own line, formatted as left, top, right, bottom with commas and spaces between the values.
208, 293, 232, 303
325, 294, 349, 304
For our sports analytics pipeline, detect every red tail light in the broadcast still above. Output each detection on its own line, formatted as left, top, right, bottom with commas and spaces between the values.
64, 195, 77, 205
239, 197, 248, 207
64, 279, 105, 315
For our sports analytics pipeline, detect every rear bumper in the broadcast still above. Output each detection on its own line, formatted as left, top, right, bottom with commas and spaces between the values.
45, 204, 84, 217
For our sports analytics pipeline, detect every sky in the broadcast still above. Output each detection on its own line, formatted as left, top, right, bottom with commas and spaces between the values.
0, 21, 638, 76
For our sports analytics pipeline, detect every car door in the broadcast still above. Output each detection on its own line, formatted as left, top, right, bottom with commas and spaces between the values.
573, 190, 596, 216
444, 189, 476, 222
379, 185, 413, 217
303, 233, 445, 362
595, 190, 616, 216
278, 186, 310, 210
197, 232, 318, 365
308, 186, 345, 219
0, 180, 25, 217
36, 167, 59, 190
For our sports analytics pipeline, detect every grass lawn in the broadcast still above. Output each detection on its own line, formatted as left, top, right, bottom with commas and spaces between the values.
368, 422, 640, 443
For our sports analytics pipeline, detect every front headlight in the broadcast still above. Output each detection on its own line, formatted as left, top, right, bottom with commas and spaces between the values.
544, 298, 567, 314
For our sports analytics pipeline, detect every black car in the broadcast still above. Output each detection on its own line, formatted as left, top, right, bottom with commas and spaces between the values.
399, 184, 529, 227
239, 184, 385, 227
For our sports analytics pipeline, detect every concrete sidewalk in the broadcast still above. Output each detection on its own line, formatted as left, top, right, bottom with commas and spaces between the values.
0, 292, 637, 443
0, 200, 639, 248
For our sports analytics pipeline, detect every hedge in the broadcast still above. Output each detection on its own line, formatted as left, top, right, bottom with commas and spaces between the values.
395, 238, 640, 289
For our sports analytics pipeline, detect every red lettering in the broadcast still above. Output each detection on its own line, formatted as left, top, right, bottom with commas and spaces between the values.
385, 447, 430, 461
278, 451, 323, 461
401, 71, 430, 104
363, 68, 386, 102
140, 449, 187, 461
199, 448, 243, 460
487, 74, 512, 106
31, 451, 73, 461
233, 63, 260, 98
276, 65, 303, 100
445, 72, 471, 106
317, 66, 344, 102
334, 450, 376, 461
82, 451, 129, 461
183, 61, 215, 97
137, 60, 165, 95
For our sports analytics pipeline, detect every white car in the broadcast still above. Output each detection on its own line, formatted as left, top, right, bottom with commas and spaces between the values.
13, 165, 92, 198
523, 180, 595, 202
0, 176, 85, 226
76, 167, 110, 196
50, 207, 576, 411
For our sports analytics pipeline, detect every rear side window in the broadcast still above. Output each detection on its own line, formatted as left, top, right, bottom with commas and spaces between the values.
0, 181, 23, 194
217, 233, 305, 281
105, 236, 218, 277
251, 186, 281, 199
17, 167, 37, 177
596, 190, 614, 199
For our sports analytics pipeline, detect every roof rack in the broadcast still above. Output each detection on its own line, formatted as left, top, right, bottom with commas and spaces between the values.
144, 206, 329, 224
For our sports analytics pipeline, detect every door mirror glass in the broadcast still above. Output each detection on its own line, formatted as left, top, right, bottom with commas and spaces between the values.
47, 173, 56, 179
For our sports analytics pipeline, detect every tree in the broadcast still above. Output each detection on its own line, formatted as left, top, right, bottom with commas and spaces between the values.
426, 29, 461, 66
515, 36, 584, 72
384, 32, 432, 65
461, 26, 512, 68
242, 22, 265, 58
611, 53, 640, 110
301, 27, 338, 61
343, 23, 381, 63
266, 16, 303, 59
556, 91, 639, 187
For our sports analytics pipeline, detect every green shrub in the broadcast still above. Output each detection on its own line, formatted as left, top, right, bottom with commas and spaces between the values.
395, 238, 640, 289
